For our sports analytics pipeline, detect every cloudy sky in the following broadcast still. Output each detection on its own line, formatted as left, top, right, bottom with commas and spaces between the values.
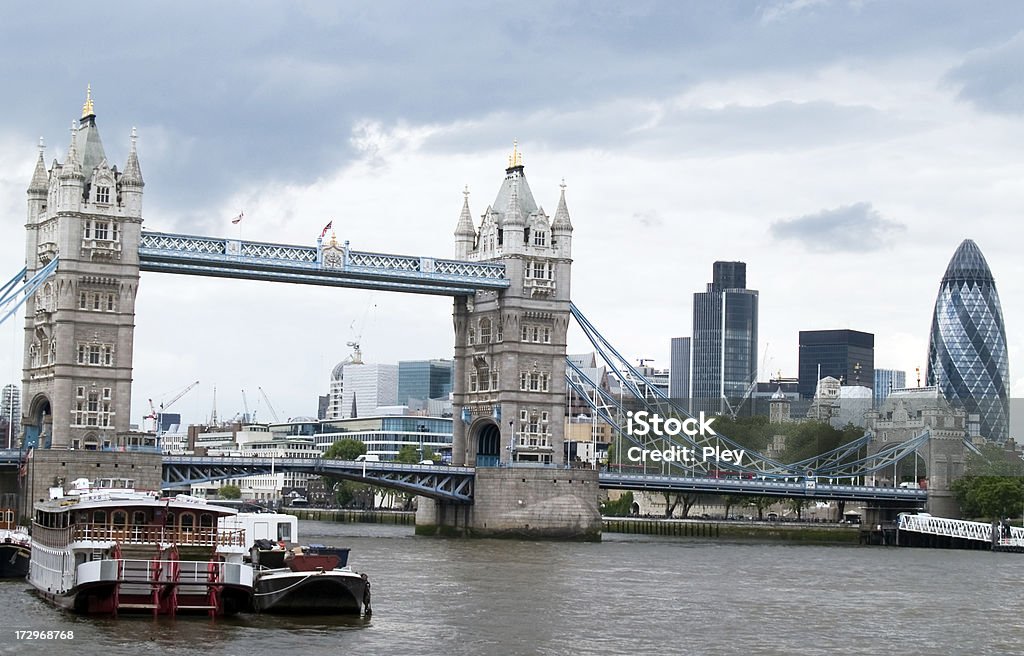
1, 1, 1023, 431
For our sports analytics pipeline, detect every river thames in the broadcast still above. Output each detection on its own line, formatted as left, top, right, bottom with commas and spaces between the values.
1, 521, 1022, 656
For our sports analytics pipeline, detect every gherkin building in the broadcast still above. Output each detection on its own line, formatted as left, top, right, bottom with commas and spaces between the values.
926, 239, 1010, 443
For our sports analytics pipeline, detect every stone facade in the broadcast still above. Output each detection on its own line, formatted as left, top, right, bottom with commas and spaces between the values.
21, 91, 143, 450
451, 147, 573, 466
416, 467, 600, 540
19, 450, 162, 519
865, 387, 967, 517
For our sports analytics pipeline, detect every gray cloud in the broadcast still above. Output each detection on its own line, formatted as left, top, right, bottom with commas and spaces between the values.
769, 202, 906, 252
946, 31, 1024, 114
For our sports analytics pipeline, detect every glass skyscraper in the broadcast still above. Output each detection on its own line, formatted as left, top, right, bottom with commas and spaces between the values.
873, 368, 906, 406
926, 239, 1010, 443
691, 262, 758, 415
797, 330, 875, 399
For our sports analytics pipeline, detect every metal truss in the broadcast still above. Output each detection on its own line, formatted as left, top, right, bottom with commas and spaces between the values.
568, 303, 932, 481
600, 472, 928, 502
898, 513, 1021, 543
0, 258, 59, 327
162, 456, 474, 503
139, 231, 509, 296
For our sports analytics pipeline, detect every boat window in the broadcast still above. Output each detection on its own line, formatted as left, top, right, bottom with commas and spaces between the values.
92, 510, 106, 524
180, 512, 195, 532
133, 511, 147, 525
199, 513, 214, 528
277, 522, 292, 542
112, 510, 128, 527
165, 511, 175, 527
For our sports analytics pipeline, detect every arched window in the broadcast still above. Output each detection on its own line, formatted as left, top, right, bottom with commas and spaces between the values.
92, 510, 106, 525
180, 512, 195, 534
133, 511, 147, 526
199, 513, 214, 528
479, 318, 492, 344
112, 510, 127, 527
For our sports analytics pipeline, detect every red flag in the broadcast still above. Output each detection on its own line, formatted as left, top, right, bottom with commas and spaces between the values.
320, 220, 333, 239
231, 211, 244, 225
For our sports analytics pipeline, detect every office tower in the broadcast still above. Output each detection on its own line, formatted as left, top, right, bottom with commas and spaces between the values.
798, 330, 874, 399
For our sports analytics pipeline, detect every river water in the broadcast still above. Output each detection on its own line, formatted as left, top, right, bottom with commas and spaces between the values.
1, 521, 1023, 656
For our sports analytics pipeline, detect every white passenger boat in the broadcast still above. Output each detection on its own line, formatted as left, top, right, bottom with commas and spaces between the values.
28, 478, 252, 617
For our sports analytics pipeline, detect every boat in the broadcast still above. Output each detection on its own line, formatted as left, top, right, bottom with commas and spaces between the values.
28, 477, 253, 617
0, 504, 31, 579
221, 511, 370, 615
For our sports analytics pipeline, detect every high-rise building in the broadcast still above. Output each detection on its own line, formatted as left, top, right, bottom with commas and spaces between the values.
691, 262, 758, 415
874, 369, 906, 406
1, 384, 21, 448
797, 330, 874, 399
340, 363, 399, 419
398, 360, 453, 406
926, 239, 1010, 443
669, 337, 690, 402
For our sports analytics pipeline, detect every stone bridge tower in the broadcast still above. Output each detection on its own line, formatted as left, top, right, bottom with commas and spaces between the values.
21, 90, 143, 449
451, 144, 573, 467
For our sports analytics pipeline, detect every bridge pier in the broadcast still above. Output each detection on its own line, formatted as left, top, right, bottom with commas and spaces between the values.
416, 468, 601, 541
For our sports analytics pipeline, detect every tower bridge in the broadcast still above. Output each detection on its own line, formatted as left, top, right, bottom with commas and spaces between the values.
4, 93, 955, 538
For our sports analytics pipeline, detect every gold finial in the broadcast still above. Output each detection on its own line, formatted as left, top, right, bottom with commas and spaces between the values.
81, 84, 94, 118
507, 139, 522, 168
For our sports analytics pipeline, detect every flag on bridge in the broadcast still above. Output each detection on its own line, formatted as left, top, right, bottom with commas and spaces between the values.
320, 220, 333, 239
231, 211, 244, 224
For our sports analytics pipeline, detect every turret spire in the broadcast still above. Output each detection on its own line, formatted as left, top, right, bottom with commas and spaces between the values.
122, 126, 144, 186
551, 178, 573, 231
28, 137, 48, 193
82, 84, 95, 119
455, 184, 475, 237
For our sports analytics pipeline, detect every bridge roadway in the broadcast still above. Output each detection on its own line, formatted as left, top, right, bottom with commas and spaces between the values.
0, 451, 928, 504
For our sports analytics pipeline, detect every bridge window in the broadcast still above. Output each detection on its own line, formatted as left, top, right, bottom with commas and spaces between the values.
94, 222, 109, 240
479, 319, 492, 344
468, 327, 475, 346
79, 292, 87, 309
96, 186, 110, 204
106, 294, 115, 311
533, 231, 546, 246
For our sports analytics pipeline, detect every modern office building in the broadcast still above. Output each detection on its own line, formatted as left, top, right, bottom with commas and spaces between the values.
397, 359, 453, 406
874, 369, 906, 406
1, 384, 21, 448
340, 363, 399, 419
797, 330, 874, 399
669, 337, 691, 402
926, 239, 1010, 443
273, 415, 453, 462
691, 262, 758, 415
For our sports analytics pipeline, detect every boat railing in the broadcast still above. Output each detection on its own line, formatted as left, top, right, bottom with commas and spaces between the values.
77, 558, 254, 587
0, 508, 17, 530
69, 524, 247, 547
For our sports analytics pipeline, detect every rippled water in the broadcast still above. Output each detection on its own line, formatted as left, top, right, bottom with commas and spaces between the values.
2, 521, 1023, 655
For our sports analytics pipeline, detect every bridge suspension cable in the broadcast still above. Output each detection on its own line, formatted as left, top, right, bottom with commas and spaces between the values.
0, 258, 59, 328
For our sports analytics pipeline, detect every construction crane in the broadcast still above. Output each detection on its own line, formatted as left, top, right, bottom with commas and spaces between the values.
149, 380, 200, 450
241, 389, 251, 424
258, 387, 281, 423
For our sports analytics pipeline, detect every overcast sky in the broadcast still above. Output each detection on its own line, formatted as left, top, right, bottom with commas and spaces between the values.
1, 1, 1023, 431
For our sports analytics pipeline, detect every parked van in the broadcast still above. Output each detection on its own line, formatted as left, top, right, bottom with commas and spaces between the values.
355, 454, 380, 462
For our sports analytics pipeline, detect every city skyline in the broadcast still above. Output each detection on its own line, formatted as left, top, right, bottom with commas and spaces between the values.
1, 4, 1023, 431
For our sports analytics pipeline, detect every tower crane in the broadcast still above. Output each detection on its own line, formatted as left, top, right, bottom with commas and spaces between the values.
149, 381, 200, 449
258, 387, 281, 423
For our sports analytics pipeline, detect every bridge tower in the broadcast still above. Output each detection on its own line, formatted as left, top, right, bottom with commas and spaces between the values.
451, 144, 573, 467
419, 145, 599, 540
21, 89, 143, 449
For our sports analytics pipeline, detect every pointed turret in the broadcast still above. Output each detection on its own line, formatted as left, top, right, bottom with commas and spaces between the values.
75, 85, 107, 176
28, 138, 48, 193
122, 127, 144, 186
551, 179, 573, 258
455, 185, 476, 259
120, 127, 144, 217
60, 120, 83, 180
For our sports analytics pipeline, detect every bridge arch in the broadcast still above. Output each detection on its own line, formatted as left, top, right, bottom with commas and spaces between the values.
471, 419, 501, 467
24, 393, 52, 448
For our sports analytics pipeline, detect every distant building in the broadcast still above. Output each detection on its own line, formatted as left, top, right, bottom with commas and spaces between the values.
926, 239, 1010, 443
341, 363, 398, 419
874, 369, 906, 406
1, 384, 21, 448
669, 337, 691, 402
798, 329, 874, 399
397, 359, 452, 406
273, 415, 453, 462
691, 262, 758, 415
